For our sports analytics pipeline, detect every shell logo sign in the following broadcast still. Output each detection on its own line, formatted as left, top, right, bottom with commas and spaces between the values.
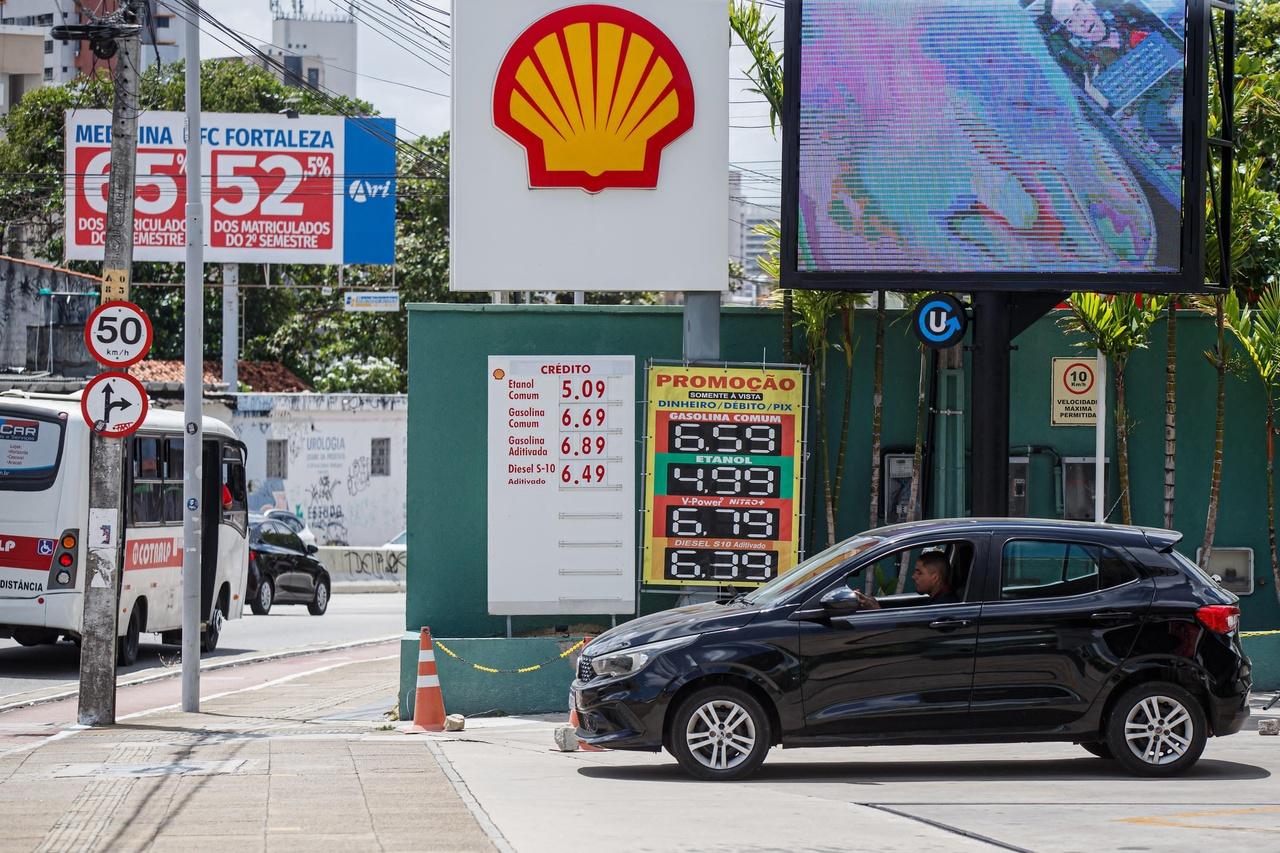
492, 4, 695, 193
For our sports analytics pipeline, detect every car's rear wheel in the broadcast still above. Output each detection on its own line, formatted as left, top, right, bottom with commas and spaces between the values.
1080, 741, 1113, 759
250, 578, 273, 615
669, 686, 771, 781
307, 579, 330, 615
1106, 681, 1206, 777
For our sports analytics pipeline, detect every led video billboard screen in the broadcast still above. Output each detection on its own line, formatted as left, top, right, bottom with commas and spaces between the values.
785, 0, 1199, 289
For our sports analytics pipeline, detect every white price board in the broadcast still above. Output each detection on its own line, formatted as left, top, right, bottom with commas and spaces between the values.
487, 355, 636, 615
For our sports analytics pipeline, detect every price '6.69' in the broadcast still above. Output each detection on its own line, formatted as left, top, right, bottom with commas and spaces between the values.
83, 301, 153, 368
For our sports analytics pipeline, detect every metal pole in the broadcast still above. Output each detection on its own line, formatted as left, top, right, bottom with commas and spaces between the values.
181, 0, 204, 713
682, 292, 720, 362
573, 291, 585, 305
78, 0, 143, 728
221, 263, 238, 391
970, 292, 1011, 516
1095, 350, 1107, 523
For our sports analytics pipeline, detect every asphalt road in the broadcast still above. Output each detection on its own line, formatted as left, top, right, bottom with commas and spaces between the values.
0, 592, 405, 707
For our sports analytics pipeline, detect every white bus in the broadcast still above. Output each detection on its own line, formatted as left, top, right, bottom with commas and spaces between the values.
0, 391, 250, 664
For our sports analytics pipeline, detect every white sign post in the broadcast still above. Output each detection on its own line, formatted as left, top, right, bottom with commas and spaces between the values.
487, 355, 636, 615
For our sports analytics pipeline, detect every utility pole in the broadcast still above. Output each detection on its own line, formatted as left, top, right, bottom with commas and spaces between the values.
182, 0, 205, 713
222, 263, 239, 391
77, 0, 143, 727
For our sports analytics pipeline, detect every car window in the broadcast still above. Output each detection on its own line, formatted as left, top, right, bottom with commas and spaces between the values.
278, 526, 304, 553
261, 520, 289, 548
274, 514, 302, 533
1001, 540, 1138, 600
854, 540, 975, 600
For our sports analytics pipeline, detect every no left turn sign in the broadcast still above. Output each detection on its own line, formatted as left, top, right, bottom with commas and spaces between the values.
81, 371, 149, 438
84, 301, 153, 368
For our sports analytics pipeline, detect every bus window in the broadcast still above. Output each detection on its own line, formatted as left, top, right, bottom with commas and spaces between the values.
0, 409, 66, 491
222, 444, 248, 535
130, 436, 164, 525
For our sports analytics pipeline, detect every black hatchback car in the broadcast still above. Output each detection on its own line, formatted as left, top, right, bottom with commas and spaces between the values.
247, 516, 331, 616
572, 519, 1250, 780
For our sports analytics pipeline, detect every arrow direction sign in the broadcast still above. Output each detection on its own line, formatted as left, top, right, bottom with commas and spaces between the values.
81, 371, 149, 438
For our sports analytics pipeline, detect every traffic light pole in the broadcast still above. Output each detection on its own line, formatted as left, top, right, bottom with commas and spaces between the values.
78, 0, 142, 727
181, 0, 205, 713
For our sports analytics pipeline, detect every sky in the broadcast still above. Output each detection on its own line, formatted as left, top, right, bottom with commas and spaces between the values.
193, 1, 783, 210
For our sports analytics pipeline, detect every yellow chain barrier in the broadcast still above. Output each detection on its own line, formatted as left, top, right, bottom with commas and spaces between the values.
432, 638, 588, 674
1242, 630, 1280, 638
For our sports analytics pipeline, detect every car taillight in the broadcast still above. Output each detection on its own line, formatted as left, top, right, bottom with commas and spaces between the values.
249, 550, 259, 562
1196, 605, 1240, 634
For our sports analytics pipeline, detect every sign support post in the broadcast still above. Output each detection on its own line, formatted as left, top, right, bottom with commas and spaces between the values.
78, 0, 142, 728
181, 1, 204, 714
1095, 350, 1107, 523
221, 264, 238, 392
682, 293, 720, 362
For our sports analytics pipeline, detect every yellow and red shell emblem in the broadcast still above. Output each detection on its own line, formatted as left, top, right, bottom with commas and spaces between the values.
493, 4, 695, 193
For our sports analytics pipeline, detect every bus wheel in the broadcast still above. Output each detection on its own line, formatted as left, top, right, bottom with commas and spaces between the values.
117, 610, 140, 667
201, 604, 225, 653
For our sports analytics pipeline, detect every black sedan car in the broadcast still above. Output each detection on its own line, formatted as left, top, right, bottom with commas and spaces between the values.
573, 519, 1251, 780
247, 515, 331, 616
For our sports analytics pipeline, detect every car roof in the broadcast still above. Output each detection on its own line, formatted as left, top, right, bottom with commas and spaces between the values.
866, 517, 1181, 552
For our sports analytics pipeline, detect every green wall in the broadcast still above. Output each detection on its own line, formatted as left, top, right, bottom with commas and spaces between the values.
405, 304, 1280, 644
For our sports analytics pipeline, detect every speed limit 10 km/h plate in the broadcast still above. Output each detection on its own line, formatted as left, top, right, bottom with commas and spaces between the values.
84, 301, 153, 368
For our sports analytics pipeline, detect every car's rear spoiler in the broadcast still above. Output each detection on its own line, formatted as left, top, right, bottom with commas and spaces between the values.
1142, 528, 1184, 554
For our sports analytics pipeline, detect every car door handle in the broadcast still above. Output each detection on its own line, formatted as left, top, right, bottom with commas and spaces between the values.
1090, 610, 1134, 621
928, 619, 971, 631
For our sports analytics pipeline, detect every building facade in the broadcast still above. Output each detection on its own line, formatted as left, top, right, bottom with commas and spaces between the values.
257, 6, 357, 100
224, 393, 406, 547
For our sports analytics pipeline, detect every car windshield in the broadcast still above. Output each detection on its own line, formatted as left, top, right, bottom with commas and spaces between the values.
743, 535, 883, 607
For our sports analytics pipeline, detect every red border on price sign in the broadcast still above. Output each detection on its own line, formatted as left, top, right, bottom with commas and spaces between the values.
1062, 361, 1095, 396
83, 301, 154, 368
81, 371, 149, 438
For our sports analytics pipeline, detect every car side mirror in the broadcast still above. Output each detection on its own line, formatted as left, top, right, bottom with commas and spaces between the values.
819, 586, 861, 615
306, 544, 318, 555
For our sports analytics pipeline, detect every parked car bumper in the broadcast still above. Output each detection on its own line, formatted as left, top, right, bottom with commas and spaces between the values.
571, 674, 670, 751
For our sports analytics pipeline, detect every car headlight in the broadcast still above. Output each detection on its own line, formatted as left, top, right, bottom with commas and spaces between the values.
589, 636, 696, 679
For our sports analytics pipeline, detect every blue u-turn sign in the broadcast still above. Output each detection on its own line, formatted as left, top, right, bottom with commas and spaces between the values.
912, 294, 969, 349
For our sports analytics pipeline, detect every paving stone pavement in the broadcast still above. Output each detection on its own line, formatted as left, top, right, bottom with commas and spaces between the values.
0, 652, 495, 853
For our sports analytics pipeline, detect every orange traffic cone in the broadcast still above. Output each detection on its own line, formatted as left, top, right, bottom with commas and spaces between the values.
404, 627, 446, 734
569, 705, 603, 752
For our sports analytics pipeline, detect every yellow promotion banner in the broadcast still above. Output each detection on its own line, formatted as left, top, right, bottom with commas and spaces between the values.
642, 364, 806, 587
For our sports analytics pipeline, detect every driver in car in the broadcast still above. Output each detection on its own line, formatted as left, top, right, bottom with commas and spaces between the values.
854, 552, 959, 609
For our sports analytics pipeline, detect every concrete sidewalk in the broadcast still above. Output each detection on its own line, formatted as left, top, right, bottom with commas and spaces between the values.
0, 650, 495, 852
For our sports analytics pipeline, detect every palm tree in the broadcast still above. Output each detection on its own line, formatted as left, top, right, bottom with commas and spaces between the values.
1060, 293, 1167, 525
729, 1, 793, 362
1222, 283, 1280, 602
1163, 299, 1177, 529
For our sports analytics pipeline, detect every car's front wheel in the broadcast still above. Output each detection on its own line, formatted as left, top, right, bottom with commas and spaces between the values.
1106, 681, 1207, 777
669, 686, 771, 781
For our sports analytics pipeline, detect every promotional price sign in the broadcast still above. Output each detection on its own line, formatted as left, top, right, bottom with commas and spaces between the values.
64, 111, 396, 265
83, 301, 153, 368
642, 364, 806, 587
81, 371, 149, 438
486, 355, 636, 615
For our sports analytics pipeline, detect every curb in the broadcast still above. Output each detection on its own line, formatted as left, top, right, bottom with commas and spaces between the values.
0, 634, 401, 715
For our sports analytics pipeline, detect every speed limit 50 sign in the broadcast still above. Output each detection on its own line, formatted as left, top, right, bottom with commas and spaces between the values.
84, 301, 153, 368
63, 110, 396, 265
1052, 357, 1099, 426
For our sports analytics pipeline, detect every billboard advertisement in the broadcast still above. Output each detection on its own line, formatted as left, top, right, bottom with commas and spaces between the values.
783, 0, 1205, 291
64, 111, 396, 265
451, 0, 727, 292
642, 364, 806, 588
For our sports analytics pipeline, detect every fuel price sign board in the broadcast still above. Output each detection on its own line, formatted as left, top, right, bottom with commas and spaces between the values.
487, 356, 636, 615
642, 363, 806, 587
